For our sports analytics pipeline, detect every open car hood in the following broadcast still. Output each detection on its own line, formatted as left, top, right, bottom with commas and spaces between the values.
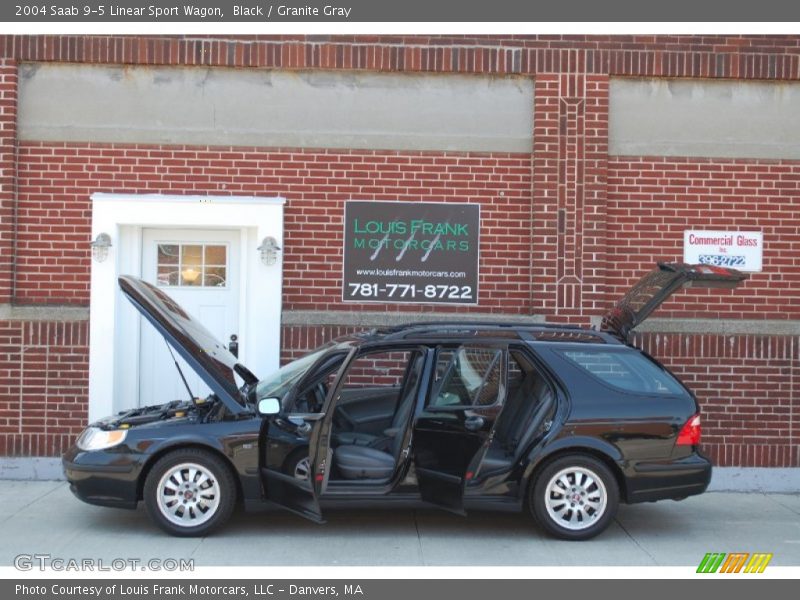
118, 275, 257, 415
600, 263, 749, 341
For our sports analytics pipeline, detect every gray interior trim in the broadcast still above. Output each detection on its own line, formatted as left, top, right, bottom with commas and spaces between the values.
19, 63, 534, 153
610, 78, 800, 159
0, 304, 89, 321
281, 310, 546, 327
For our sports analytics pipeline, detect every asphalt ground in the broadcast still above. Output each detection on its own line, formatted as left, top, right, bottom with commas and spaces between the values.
0, 481, 798, 567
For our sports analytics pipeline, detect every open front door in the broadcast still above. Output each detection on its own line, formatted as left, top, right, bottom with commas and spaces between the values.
261, 413, 328, 523
260, 349, 354, 523
413, 344, 506, 515
601, 263, 749, 340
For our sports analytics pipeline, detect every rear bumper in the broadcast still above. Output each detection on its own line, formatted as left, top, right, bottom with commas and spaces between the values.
625, 451, 712, 503
62, 445, 141, 509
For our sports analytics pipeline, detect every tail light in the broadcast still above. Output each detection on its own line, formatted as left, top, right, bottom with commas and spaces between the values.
676, 413, 702, 446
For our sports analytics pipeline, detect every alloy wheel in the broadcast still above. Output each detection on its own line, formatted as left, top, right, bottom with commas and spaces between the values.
543, 466, 608, 531
294, 457, 311, 481
156, 462, 221, 527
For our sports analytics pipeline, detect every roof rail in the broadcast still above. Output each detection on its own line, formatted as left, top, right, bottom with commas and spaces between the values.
372, 321, 618, 344
376, 320, 585, 333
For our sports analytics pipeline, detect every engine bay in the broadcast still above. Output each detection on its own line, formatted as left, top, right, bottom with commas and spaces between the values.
103, 396, 219, 429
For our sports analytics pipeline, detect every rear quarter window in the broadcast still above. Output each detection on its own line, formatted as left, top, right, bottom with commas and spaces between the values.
559, 350, 687, 396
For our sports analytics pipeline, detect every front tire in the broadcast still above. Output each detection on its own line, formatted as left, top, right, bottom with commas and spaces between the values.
143, 448, 236, 537
530, 454, 619, 541
282, 448, 311, 482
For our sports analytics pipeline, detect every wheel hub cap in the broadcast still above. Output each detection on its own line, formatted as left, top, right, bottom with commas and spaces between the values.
294, 457, 311, 481
156, 462, 220, 527
544, 466, 608, 531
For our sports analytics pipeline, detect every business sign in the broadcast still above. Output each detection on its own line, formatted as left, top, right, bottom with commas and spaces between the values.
683, 230, 763, 272
343, 201, 480, 304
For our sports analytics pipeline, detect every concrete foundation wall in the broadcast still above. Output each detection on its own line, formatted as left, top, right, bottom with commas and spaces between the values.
18, 63, 534, 153
609, 78, 800, 159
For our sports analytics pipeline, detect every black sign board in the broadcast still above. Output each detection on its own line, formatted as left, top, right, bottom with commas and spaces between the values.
343, 201, 480, 305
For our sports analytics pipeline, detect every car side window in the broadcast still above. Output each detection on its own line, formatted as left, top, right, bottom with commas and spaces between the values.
338, 350, 416, 395
561, 350, 686, 395
431, 346, 504, 408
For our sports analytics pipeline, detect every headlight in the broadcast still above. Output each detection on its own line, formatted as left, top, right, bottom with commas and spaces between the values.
76, 427, 128, 451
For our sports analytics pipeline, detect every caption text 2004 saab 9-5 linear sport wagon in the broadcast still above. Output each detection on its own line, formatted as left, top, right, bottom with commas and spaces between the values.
63, 263, 747, 540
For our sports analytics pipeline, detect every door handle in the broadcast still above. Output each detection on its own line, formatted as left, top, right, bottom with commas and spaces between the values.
464, 416, 485, 431
228, 334, 238, 358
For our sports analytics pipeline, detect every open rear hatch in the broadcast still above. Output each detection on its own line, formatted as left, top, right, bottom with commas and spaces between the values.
601, 263, 749, 341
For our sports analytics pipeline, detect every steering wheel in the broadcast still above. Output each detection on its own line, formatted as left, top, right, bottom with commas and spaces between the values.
333, 404, 358, 432
310, 382, 328, 412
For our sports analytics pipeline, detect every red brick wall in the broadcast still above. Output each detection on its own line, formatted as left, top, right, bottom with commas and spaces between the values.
633, 332, 798, 468
532, 73, 609, 321
0, 59, 16, 304
0, 321, 88, 456
15, 144, 532, 309
1, 34, 799, 465
2, 35, 799, 79
607, 157, 800, 320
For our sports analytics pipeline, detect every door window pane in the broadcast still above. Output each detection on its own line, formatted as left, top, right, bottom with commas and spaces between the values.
157, 244, 179, 265
333, 349, 422, 438
431, 347, 503, 408
204, 245, 226, 265
156, 265, 180, 287
156, 242, 228, 288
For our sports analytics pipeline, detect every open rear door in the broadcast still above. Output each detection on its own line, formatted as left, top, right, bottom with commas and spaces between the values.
413, 344, 507, 515
601, 263, 749, 341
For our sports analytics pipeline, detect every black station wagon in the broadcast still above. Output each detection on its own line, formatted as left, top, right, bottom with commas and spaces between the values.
63, 263, 747, 540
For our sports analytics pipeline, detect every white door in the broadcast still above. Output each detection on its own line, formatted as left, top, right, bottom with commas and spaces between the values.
139, 228, 241, 406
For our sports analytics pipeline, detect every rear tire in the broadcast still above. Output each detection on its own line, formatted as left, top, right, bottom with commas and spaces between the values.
530, 454, 619, 541
143, 448, 236, 537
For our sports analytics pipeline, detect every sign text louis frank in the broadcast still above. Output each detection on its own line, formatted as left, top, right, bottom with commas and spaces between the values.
683, 230, 763, 272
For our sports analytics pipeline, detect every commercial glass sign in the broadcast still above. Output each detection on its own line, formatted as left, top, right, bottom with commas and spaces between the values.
343, 201, 480, 304
683, 230, 763, 272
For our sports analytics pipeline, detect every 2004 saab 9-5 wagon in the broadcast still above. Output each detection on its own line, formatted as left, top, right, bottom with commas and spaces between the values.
63, 263, 747, 540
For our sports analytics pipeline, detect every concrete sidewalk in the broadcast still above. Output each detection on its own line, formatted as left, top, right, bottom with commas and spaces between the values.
0, 481, 798, 567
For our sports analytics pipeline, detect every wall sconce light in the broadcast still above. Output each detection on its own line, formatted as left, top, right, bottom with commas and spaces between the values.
257, 236, 281, 266
90, 232, 112, 263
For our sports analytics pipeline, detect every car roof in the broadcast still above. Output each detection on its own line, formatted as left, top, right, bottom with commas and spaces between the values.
346, 321, 624, 346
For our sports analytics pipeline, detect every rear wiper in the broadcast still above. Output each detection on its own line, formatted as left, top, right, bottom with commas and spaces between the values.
164, 338, 195, 403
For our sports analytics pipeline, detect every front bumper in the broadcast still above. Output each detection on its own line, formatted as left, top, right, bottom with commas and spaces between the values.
625, 451, 712, 503
62, 445, 142, 509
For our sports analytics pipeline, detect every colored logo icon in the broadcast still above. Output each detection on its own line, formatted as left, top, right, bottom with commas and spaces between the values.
697, 553, 773, 573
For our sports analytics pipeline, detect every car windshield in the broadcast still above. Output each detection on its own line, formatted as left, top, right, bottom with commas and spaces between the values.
254, 342, 338, 402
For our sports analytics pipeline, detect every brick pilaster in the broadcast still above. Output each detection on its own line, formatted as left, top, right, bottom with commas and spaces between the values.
0, 59, 17, 304
531, 73, 608, 324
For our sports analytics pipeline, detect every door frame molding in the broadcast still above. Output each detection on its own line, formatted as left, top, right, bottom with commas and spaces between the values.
89, 193, 286, 421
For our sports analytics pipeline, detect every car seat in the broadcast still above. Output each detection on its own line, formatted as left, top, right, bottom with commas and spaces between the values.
334, 353, 424, 480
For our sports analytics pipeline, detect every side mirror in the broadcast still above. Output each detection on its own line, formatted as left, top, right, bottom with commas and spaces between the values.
257, 397, 281, 416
